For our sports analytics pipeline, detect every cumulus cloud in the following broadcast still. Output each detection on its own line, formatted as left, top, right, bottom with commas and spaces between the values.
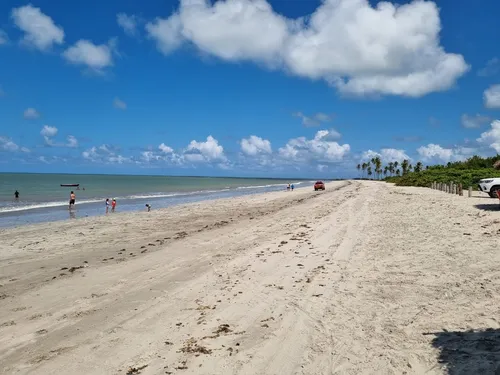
41, 125, 58, 139
184, 135, 226, 163
484, 85, 500, 109
0, 30, 8, 45
62, 39, 115, 72
461, 114, 491, 129
361, 148, 410, 163
117, 13, 138, 36
159, 143, 174, 153
40, 125, 77, 147
477, 120, 500, 153
82, 145, 130, 164
113, 97, 127, 110
278, 129, 349, 164
0, 136, 29, 152
23, 107, 40, 120
11, 4, 64, 51
416, 144, 476, 163
146, 0, 468, 98
240, 135, 272, 156
292, 112, 332, 127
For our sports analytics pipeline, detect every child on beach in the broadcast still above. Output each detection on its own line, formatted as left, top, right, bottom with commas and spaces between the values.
291, 184, 294, 191
111, 199, 117, 212
145, 204, 151, 212
105, 198, 110, 214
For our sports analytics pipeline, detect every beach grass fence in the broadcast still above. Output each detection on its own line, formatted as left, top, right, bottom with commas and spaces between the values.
430, 182, 471, 197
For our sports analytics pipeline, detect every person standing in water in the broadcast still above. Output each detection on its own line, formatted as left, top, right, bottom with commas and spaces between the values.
291, 184, 294, 191
105, 198, 110, 214
111, 198, 117, 212
14, 190, 19, 199
69, 191, 76, 210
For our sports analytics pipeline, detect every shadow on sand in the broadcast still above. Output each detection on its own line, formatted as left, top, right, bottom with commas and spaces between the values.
425, 328, 500, 374
474, 204, 500, 211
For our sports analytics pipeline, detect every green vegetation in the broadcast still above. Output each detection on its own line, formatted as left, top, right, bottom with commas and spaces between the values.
357, 155, 500, 188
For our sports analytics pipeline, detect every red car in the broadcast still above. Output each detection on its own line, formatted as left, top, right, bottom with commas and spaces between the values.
314, 181, 325, 191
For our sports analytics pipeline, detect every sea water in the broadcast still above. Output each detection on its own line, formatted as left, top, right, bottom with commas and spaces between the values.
0, 173, 315, 228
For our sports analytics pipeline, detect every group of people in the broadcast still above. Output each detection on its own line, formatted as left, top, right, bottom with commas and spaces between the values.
286, 183, 295, 191
105, 198, 117, 213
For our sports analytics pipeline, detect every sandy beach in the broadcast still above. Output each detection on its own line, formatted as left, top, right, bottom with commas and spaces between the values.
1, 180, 499, 375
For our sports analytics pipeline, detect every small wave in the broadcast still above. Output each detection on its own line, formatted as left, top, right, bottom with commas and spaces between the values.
0, 198, 104, 214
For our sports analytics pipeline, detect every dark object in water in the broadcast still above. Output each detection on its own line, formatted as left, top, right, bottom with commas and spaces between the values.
60, 184, 79, 187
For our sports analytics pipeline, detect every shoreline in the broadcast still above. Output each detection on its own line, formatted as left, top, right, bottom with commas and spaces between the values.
0, 180, 316, 229
1, 180, 499, 374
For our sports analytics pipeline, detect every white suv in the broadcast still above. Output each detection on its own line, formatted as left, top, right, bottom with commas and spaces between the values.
478, 178, 500, 198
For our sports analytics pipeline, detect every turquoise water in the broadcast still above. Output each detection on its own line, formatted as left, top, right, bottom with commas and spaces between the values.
0, 173, 314, 227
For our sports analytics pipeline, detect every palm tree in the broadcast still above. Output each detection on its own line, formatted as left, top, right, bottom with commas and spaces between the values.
414, 161, 423, 173
401, 159, 409, 175
383, 166, 389, 178
394, 161, 399, 174
396, 168, 401, 176
388, 162, 394, 176
367, 166, 372, 179
361, 163, 367, 178
356, 163, 361, 177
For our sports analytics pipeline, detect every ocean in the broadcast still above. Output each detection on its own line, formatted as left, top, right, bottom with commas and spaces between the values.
0, 173, 315, 228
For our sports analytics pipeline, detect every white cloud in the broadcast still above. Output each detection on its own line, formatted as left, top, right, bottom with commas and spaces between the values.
159, 143, 174, 153
23, 107, 40, 120
41, 125, 58, 138
362, 148, 410, 163
11, 4, 64, 51
461, 114, 491, 129
0, 136, 30, 153
477, 120, 500, 153
279, 129, 350, 163
240, 135, 272, 156
0, 136, 18, 152
83, 145, 129, 164
146, 0, 468, 98
66, 135, 78, 148
117, 13, 138, 36
484, 85, 500, 109
415, 143, 475, 163
184, 135, 226, 163
146, 15, 183, 55
113, 97, 127, 110
0, 30, 8, 45
417, 144, 452, 162
62, 40, 114, 71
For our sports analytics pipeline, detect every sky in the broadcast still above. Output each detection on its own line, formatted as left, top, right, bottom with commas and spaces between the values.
0, 0, 500, 178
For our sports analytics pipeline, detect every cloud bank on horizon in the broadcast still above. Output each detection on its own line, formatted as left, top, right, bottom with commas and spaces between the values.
1, 0, 500, 176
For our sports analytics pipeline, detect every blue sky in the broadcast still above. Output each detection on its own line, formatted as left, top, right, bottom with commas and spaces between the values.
0, 0, 500, 178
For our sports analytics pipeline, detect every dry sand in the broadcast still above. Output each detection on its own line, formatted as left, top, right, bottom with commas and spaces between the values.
1, 180, 500, 375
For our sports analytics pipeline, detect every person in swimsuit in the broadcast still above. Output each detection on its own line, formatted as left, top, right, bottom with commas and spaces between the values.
111, 198, 116, 212
69, 191, 76, 209
14, 190, 19, 199
105, 198, 110, 214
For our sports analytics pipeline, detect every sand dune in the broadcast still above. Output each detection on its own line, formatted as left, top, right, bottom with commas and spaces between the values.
1, 180, 499, 374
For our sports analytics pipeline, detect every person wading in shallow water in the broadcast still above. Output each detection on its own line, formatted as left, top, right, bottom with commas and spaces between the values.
69, 191, 76, 210
14, 190, 19, 199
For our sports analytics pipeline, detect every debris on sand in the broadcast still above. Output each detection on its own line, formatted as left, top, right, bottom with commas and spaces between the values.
126, 364, 148, 374
179, 338, 212, 355
68, 266, 84, 273
214, 324, 232, 335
